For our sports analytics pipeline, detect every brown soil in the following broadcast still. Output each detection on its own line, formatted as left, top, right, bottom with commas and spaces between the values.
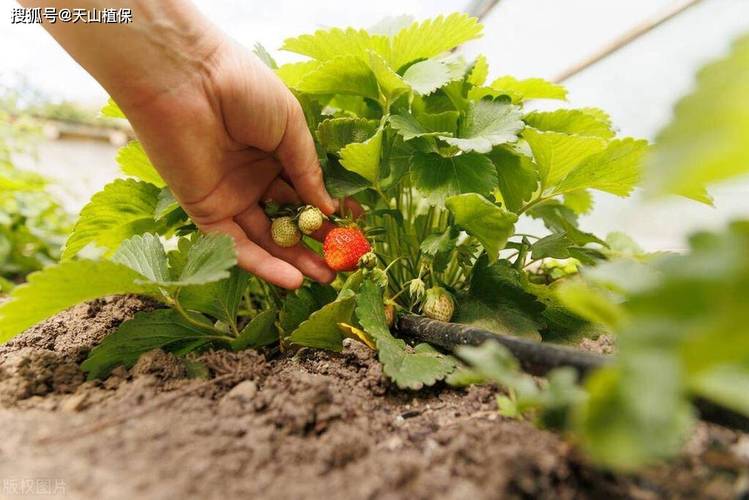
0, 296, 747, 500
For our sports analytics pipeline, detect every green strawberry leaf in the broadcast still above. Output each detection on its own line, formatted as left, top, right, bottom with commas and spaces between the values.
488, 147, 539, 212
530, 281, 609, 345
154, 187, 182, 221
553, 138, 649, 197
276, 61, 321, 89
415, 110, 459, 136
322, 157, 372, 198
390, 110, 459, 141
367, 51, 410, 101
531, 233, 577, 259
522, 127, 607, 191
691, 365, 749, 416
253, 42, 278, 69
529, 233, 606, 266
100, 97, 125, 119
231, 309, 278, 350
389, 13, 482, 70
454, 295, 542, 341
113, 233, 236, 287
171, 233, 237, 286
63, 179, 165, 259
317, 117, 379, 154
528, 201, 606, 247
554, 279, 625, 330
288, 290, 357, 351
455, 339, 524, 386
380, 135, 415, 189
440, 99, 524, 153
179, 267, 249, 324
578, 357, 694, 470
326, 95, 379, 118
81, 308, 217, 379
116, 141, 165, 187
457, 342, 586, 427
411, 152, 498, 205
460, 256, 547, 339
282, 27, 390, 62
339, 127, 383, 183
112, 233, 171, 283
645, 35, 749, 204
390, 113, 448, 141
356, 279, 457, 389
297, 55, 380, 99
563, 189, 594, 214
279, 283, 337, 335
402, 59, 457, 95
467, 54, 489, 86
420, 226, 459, 256
471, 76, 567, 103
0, 260, 159, 342
445, 193, 517, 262
421, 226, 460, 272
523, 109, 614, 139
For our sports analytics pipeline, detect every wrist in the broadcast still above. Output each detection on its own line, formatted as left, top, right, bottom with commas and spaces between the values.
106, 1, 225, 112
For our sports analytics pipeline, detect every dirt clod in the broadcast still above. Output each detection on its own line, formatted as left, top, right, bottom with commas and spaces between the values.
0, 348, 84, 405
220, 380, 257, 408
130, 349, 186, 381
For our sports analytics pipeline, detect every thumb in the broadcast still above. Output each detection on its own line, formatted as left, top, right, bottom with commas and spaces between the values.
275, 95, 336, 215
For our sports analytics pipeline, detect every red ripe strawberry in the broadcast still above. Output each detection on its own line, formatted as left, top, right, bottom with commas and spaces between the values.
323, 227, 371, 272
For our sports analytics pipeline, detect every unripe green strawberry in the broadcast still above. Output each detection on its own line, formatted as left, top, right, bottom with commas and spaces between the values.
271, 216, 301, 247
298, 206, 324, 235
323, 227, 371, 272
422, 286, 455, 322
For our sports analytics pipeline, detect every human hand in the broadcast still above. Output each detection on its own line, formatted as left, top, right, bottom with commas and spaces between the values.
123, 38, 339, 289
28, 0, 348, 289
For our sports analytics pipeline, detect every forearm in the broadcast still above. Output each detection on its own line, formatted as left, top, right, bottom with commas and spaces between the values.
18, 0, 223, 110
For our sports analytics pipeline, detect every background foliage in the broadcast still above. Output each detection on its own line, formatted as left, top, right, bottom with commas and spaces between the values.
0, 88, 71, 290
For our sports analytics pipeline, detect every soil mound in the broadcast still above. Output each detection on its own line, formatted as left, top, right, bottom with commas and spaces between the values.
0, 296, 746, 499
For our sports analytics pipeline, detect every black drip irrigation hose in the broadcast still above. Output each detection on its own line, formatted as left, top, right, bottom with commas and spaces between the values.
398, 314, 608, 379
396, 314, 749, 433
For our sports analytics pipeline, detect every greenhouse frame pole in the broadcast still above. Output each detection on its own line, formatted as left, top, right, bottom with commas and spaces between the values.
553, 0, 705, 82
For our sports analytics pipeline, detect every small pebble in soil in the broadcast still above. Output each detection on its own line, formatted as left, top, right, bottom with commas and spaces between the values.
222, 381, 258, 405
60, 392, 88, 413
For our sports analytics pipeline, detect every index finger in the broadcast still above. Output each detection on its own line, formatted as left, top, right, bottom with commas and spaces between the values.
275, 94, 336, 215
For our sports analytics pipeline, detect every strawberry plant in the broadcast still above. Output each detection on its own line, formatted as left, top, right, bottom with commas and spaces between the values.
0, 12, 745, 472
23, 11, 745, 465
0, 14, 648, 389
